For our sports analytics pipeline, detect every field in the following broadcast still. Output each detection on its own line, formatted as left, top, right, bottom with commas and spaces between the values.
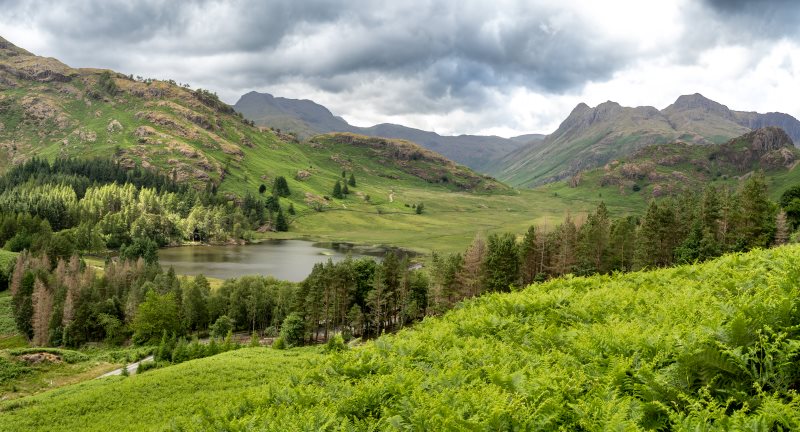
3, 245, 799, 431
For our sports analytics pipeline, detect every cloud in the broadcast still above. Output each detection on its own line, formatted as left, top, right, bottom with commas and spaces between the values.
0, 0, 799, 136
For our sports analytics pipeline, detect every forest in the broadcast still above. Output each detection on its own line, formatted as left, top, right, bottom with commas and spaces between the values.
4, 160, 795, 354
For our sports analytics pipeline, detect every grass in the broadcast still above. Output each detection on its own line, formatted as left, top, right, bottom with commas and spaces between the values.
0, 347, 316, 431
3, 245, 800, 430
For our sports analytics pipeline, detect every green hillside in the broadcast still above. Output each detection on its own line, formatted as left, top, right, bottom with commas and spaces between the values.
4, 245, 799, 431
540, 127, 800, 206
490, 94, 800, 188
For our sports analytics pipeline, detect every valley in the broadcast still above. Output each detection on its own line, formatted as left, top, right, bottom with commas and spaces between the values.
2, 8, 800, 430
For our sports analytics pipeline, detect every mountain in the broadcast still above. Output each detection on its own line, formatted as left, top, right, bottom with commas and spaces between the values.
0, 37, 504, 195
547, 127, 800, 202
489, 93, 800, 187
233, 91, 531, 170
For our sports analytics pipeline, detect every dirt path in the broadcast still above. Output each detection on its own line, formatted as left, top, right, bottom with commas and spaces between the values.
98, 356, 154, 378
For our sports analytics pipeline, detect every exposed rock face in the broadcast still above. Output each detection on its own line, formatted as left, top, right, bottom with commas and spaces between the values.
744, 126, 794, 152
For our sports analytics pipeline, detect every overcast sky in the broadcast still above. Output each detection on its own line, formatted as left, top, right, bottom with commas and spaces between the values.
2, 0, 799, 137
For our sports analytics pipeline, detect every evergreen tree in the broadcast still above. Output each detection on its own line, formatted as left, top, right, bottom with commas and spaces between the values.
275, 208, 289, 232
482, 233, 519, 292
332, 181, 343, 199
288, 203, 296, 215
272, 176, 291, 197
738, 172, 776, 249
519, 226, 539, 285
342, 183, 350, 195
348, 174, 356, 187
415, 203, 424, 215
258, 184, 267, 194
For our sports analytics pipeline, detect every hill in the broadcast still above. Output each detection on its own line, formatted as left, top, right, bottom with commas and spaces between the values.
233, 91, 531, 170
490, 93, 800, 187
542, 127, 800, 204
0, 36, 623, 254
3, 245, 799, 431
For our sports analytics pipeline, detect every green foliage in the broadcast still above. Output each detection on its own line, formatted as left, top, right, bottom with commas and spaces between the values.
348, 173, 356, 187
275, 208, 288, 232
271, 176, 291, 197
279, 313, 305, 347
332, 180, 343, 199
258, 184, 267, 194
132, 291, 181, 345
415, 202, 424, 214
210, 315, 234, 339
482, 233, 519, 292
119, 237, 159, 264
7, 247, 800, 431
323, 334, 347, 353
8, 348, 90, 364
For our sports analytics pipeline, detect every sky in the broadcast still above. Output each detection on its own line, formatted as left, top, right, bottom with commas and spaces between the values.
1, 0, 799, 137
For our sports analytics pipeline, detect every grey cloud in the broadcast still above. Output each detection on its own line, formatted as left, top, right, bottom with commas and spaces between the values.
702, 0, 800, 38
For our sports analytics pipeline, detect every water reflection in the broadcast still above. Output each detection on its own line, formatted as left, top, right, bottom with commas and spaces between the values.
157, 239, 393, 282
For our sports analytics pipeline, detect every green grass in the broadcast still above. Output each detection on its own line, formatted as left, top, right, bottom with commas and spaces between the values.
4, 245, 800, 431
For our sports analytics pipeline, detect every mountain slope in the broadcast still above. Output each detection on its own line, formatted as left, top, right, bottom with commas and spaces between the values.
491, 93, 800, 187
5, 245, 800, 430
1, 36, 625, 254
541, 127, 800, 203
233, 91, 529, 171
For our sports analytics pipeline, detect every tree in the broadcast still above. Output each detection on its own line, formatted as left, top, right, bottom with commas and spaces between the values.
482, 233, 519, 292
272, 176, 291, 197
275, 208, 289, 232
342, 183, 350, 195
459, 234, 486, 297
415, 203, 425, 215
279, 313, 305, 347
120, 237, 159, 264
183, 279, 209, 331
132, 291, 181, 345
210, 315, 234, 339
332, 181, 343, 199
775, 210, 789, 246
738, 172, 776, 249
31, 278, 53, 346
288, 203, 296, 215
258, 184, 267, 194
348, 174, 356, 187
518, 226, 539, 285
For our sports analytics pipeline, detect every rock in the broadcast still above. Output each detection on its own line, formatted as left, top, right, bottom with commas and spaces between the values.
19, 352, 61, 364
295, 170, 312, 181
134, 125, 156, 138
107, 119, 123, 133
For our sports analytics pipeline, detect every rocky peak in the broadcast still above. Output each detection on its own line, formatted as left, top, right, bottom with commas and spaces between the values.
0, 36, 32, 57
665, 93, 735, 119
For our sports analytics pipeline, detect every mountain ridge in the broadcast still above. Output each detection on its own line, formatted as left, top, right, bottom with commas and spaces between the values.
489, 93, 800, 187
233, 91, 539, 170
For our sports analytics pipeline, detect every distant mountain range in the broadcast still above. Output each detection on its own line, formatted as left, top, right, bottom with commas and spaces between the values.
233, 91, 543, 171
487, 93, 800, 187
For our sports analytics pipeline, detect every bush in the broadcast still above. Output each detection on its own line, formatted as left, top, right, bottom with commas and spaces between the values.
272, 337, 286, 350
8, 348, 89, 364
136, 360, 165, 374
323, 334, 347, 353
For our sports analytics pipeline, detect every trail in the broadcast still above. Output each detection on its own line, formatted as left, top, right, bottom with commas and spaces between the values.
98, 356, 154, 378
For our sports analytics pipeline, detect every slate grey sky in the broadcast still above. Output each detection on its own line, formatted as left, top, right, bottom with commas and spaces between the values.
1, 0, 799, 137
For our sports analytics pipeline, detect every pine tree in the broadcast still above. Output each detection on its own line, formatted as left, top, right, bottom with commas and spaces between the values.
342, 183, 350, 195
348, 174, 356, 187
275, 208, 289, 232
739, 172, 776, 249
415, 203, 424, 214
31, 278, 53, 346
258, 184, 267, 194
519, 226, 539, 285
482, 233, 520, 292
332, 181, 343, 199
272, 176, 291, 197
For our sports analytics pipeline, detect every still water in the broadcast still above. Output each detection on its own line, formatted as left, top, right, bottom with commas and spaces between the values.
158, 240, 385, 282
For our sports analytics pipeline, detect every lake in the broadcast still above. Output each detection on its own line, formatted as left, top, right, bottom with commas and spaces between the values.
158, 240, 387, 282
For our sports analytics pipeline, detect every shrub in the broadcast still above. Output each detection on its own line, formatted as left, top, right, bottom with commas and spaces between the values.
279, 313, 306, 347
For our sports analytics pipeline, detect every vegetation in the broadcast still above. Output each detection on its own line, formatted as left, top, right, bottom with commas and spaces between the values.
4, 245, 800, 430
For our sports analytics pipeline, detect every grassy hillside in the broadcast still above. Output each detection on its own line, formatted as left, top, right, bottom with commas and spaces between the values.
4, 245, 800, 431
0, 37, 630, 253
539, 127, 800, 206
